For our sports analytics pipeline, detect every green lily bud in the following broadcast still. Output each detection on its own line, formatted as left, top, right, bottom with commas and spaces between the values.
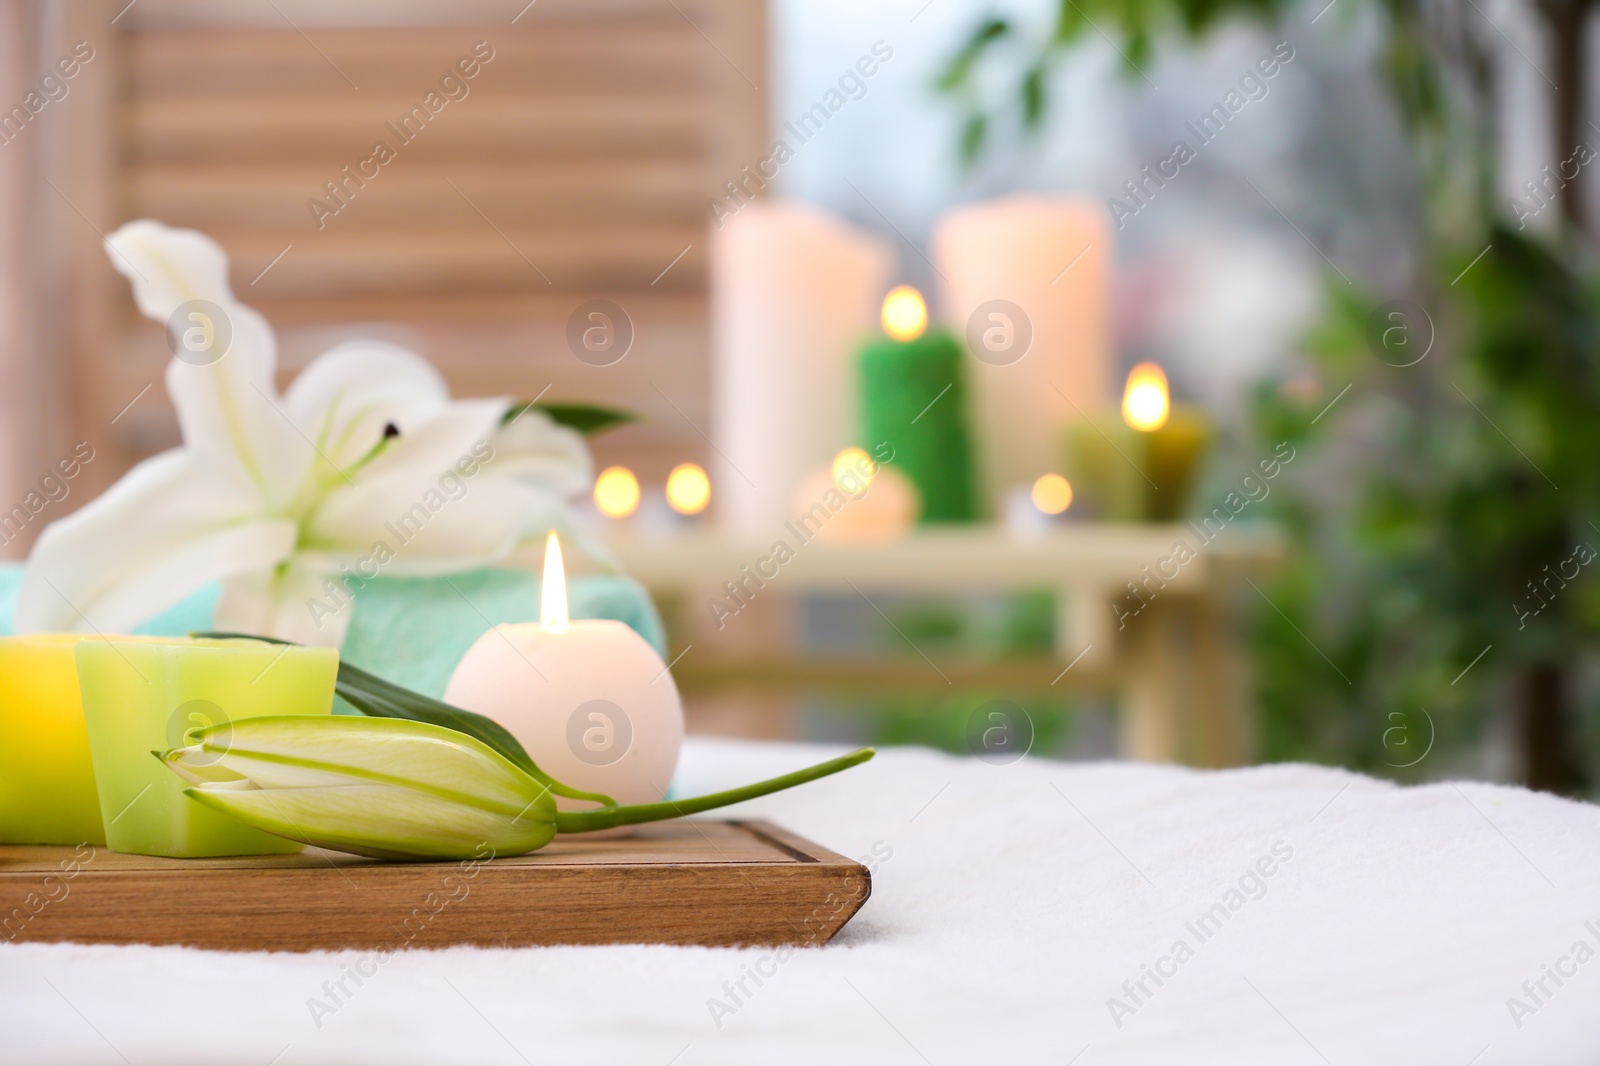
160, 716, 873, 861
162, 716, 559, 860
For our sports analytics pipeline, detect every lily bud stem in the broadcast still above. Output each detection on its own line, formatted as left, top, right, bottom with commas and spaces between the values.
554, 748, 875, 834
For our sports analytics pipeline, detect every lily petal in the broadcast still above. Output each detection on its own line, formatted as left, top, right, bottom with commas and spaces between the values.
15, 451, 296, 634
302, 478, 514, 575
495, 479, 620, 573
298, 399, 528, 568
491, 407, 594, 498
357, 397, 508, 487
186, 784, 551, 861
282, 340, 458, 473
107, 221, 305, 505
179, 715, 540, 805
214, 553, 355, 648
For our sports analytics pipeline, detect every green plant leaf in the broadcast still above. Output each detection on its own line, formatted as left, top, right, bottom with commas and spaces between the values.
1021, 63, 1047, 127
936, 16, 1010, 92
504, 401, 636, 436
959, 112, 989, 166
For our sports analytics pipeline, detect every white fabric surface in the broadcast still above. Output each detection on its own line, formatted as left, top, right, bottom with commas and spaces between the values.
3, 738, 1599, 1065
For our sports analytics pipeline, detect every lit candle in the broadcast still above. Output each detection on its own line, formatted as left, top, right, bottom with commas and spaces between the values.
594, 465, 641, 520
665, 462, 711, 517
1031, 473, 1073, 516
1123, 364, 1209, 521
74, 636, 338, 857
792, 447, 920, 542
443, 533, 684, 809
1002, 474, 1075, 538
857, 286, 977, 523
1064, 363, 1209, 521
0, 635, 107, 845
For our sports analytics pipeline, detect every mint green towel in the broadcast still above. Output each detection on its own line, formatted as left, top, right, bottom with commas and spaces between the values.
0, 565, 665, 702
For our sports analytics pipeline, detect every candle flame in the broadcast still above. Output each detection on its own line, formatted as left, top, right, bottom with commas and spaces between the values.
594, 466, 640, 519
1031, 473, 1073, 515
665, 462, 711, 515
541, 531, 569, 632
1122, 362, 1170, 432
831, 447, 877, 493
881, 286, 927, 342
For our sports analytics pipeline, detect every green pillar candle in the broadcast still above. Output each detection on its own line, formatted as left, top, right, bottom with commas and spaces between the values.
1141, 405, 1210, 521
75, 637, 338, 857
858, 317, 977, 524
1063, 413, 1146, 522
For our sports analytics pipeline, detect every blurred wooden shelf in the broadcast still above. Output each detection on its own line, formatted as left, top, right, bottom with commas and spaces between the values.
608, 524, 1283, 594
671, 654, 1111, 694
608, 524, 1286, 768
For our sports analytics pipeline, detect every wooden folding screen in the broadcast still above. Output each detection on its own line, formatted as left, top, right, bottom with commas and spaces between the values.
43, 0, 766, 503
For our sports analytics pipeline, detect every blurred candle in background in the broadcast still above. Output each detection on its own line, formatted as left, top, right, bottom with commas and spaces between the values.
857, 286, 976, 522
1124, 364, 1209, 522
934, 195, 1112, 516
665, 462, 711, 516
1063, 363, 1209, 522
1004, 473, 1074, 538
793, 446, 919, 542
594, 465, 641, 519
712, 201, 891, 534
1122, 363, 1170, 431
1031, 473, 1073, 515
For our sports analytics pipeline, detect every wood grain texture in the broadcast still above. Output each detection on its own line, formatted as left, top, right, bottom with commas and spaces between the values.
0, 820, 870, 952
47, 0, 768, 499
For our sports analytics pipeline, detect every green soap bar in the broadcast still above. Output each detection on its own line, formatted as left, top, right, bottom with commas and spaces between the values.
75, 637, 338, 858
858, 327, 977, 522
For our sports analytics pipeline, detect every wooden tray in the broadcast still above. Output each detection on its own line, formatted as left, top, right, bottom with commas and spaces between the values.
0, 820, 870, 951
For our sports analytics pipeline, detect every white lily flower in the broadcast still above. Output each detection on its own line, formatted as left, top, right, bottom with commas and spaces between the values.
17, 220, 595, 646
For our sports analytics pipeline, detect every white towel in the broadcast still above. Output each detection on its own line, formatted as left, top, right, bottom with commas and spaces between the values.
3, 738, 1596, 1065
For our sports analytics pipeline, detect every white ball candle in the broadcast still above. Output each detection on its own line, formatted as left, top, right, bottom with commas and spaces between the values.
792, 449, 920, 543
443, 534, 684, 810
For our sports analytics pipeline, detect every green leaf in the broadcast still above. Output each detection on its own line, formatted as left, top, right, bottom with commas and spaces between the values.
1126, 28, 1153, 72
959, 112, 989, 166
936, 17, 1010, 92
504, 401, 636, 436
1021, 63, 1047, 127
